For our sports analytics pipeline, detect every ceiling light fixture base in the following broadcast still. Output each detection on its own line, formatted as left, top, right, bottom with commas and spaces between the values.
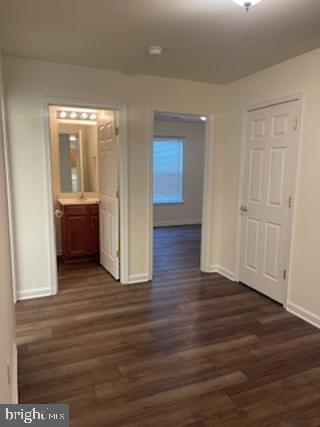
232, 0, 261, 12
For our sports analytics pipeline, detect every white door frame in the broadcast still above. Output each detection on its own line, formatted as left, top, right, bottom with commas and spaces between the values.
0, 91, 17, 302
234, 93, 304, 305
43, 96, 129, 294
147, 109, 216, 280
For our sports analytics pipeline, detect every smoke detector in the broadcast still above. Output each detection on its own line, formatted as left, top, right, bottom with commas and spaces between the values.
148, 46, 164, 56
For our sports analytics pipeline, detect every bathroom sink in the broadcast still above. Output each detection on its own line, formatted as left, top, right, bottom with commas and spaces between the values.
58, 198, 99, 206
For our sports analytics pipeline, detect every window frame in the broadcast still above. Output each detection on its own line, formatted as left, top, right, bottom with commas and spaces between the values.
153, 136, 185, 205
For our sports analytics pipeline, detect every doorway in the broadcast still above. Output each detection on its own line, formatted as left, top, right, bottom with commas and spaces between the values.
237, 98, 301, 304
46, 100, 128, 293
150, 111, 212, 279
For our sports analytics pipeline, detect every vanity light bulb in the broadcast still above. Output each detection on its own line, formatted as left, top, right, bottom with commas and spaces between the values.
59, 111, 67, 119
81, 112, 88, 120
70, 112, 78, 119
200, 116, 207, 122
90, 113, 97, 120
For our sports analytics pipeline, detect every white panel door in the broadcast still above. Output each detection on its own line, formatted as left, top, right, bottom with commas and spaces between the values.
239, 100, 299, 303
98, 110, 120, 279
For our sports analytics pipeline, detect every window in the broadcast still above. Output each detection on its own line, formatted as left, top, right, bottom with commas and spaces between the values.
153, 138, 184, 204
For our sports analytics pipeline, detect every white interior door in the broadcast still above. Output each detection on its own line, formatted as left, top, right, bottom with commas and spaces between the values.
98, 110, 120, 279
239, 100, 300, 303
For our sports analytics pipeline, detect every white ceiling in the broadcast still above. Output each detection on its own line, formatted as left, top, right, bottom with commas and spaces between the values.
0, 0, 320, 84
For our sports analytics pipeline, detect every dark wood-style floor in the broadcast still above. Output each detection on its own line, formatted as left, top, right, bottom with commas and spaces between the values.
16, 225, 320, 426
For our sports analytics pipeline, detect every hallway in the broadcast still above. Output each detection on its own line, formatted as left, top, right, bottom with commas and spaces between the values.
153, 225, 201, 279
15, 226, 320, 426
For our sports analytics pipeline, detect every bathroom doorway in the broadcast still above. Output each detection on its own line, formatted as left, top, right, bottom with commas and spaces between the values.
46, 101, 128, 292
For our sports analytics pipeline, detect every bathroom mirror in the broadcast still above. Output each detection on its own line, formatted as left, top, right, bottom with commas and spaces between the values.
58, 127, 98, 193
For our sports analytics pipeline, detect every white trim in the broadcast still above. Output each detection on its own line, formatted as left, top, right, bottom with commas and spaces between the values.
43, 99, 59, 296
0, 84, 17, 303
201, 115, 215, 273
154, 219, 201, 227
286, 95, 305, 304
286, 302, 320, 330
17, 287, 52, 300
234, 107, 248, 282
43, 96, 129, 292
148, 108, 216, 281
118, 105, 129, 284
234, 93, 304, 305
127, 273, 150, 285
245, 93, 302, 112
147, 109, 154, 281
207, 265, 236, 282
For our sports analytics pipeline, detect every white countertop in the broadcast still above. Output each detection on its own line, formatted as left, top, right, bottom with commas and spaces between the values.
58, 198, 99, 206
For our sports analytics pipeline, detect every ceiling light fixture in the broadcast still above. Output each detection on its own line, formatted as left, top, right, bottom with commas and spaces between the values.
57, 110, 97, 121
148, 46, 164, 56
233, 0, 261, 12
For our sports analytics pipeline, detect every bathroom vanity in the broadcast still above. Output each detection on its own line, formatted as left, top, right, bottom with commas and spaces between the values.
58, 199, 99, 262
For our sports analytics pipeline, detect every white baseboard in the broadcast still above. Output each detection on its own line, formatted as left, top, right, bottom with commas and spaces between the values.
17, 287, 53, 301
206, 265, 236, 282
154, 219, 201, 227
286, 301, 320, 330
127, 273, 150, 285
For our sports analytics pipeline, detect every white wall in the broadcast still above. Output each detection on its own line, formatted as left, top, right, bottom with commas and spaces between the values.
3, 48, 320, 328
0, 54, 18, 403
153, 120, 205, 227
3, 56, 225, 294
220, 48, 320, 326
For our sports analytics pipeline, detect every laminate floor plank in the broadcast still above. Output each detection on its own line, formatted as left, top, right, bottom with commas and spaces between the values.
16, 225, 320, 425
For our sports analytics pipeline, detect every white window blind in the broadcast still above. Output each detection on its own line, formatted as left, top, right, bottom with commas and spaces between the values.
153, 138, 184, 204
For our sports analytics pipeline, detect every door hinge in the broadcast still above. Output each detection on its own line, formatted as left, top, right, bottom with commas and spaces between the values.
293, 118, 298, 131
116, 249, 120, 258
288, 196, 293, 208
116, 190, 120, 199
283, 269, 287, 280
115, 127, 119, 136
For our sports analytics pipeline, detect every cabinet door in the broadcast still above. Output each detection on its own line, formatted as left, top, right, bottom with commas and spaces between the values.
88, 206, 99, 255
63, 206, 89, 258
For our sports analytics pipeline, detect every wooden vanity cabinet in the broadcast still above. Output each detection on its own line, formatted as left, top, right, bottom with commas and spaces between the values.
88, 205, 99, 255
60, 203, 99, 262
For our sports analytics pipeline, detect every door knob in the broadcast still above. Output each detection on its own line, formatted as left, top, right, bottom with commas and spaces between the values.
55, 209, 64, 218
240, 205, 248, 213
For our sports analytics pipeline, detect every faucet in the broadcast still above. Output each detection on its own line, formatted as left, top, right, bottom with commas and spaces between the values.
79, 191, 86, 200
